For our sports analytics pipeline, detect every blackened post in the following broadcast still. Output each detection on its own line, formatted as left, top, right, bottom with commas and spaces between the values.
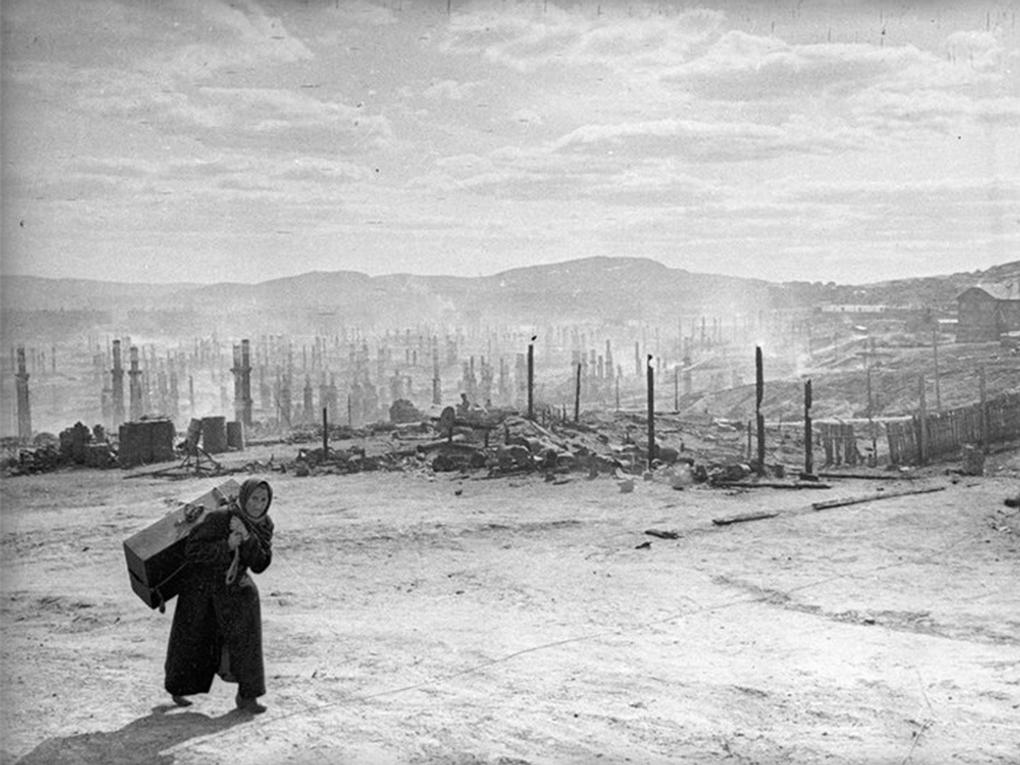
241, 339, 253, 426
128, 346, 143, 422
432, 346, 441, 405
646, 355, 656, 469
15, 346, 31, 441
804, 379, 813, 476
527, 336, 536, 420
232, 344, 243, 424
112, 339, 125, 428
322, 406, 329, 458
755, 345, 765, 476
574, 362, 582, 422
866, 362, 876, 466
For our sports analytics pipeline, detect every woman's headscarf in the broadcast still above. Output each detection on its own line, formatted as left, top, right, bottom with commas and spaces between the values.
238, 477, 273, 523
225, 477, 274, 585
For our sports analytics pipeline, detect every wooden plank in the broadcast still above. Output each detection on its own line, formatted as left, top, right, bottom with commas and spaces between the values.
712, 511, 780, 526
812, 485, 945, 511
817, 472, 914, 481
716, 481, 832, 490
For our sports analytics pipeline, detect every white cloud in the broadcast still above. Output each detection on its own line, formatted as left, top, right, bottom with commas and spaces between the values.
441, 4, 723, 73
550, 114, 869, 161
155, 0, 314, 79
423, 79, 476, 100
511, 108, 543, 125
944, 30, 1008, 71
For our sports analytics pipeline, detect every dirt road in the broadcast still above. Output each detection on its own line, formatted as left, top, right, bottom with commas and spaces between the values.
2, 451, 1018, 764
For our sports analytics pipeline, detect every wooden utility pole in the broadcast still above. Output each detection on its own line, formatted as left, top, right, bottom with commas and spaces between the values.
755, 346, 766, 475
917, 375, 928, 465
804, 379, 813, 476
646, 355, 656, 468
932, 327, 942, 412
979, 364, 988, 453
674, 367, 679, 411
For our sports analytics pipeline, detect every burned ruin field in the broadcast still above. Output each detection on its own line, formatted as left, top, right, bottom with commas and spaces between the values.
2, 448, 1019, 765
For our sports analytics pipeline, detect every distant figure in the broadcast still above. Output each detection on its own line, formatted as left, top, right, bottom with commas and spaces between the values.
457, 392, 471, 416
164, 478, 275, 714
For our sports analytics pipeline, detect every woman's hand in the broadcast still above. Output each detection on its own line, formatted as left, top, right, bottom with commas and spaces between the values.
228, 517, 249, 549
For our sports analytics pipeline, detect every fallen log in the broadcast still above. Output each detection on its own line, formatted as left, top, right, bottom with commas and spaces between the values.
712, 511, 779, 526
811, 485, 945, 511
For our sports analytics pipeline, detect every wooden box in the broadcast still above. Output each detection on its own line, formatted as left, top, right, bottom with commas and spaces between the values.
123, 479, 240, 611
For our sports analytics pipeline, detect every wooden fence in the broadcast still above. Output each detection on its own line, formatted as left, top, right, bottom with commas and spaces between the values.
818, 422, 862, 467
886, 391, 1020, 466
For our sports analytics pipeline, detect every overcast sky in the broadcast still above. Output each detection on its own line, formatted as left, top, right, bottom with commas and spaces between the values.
1, 0, 1018, 286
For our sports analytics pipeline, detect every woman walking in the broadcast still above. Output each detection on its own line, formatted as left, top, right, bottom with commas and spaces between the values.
164, 478, 275, 713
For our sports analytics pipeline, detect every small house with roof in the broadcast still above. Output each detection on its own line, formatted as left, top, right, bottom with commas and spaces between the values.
956, 283, 1020, 342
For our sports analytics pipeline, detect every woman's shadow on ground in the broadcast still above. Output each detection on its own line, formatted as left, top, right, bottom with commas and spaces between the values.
13, 703, 252, 765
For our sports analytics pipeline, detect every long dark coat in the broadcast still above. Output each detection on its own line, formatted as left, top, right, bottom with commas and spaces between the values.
164, 507, 274, 700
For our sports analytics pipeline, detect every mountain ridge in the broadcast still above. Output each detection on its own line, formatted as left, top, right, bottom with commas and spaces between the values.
4, 257, 1019, 338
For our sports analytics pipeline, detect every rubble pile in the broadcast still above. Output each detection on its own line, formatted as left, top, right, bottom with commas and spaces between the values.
2, 423, 117, 476
273, 407, 785, 484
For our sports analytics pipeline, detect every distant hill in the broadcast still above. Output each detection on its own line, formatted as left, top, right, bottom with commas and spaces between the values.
3, 257, 1019, 339
0, 276, 198, 312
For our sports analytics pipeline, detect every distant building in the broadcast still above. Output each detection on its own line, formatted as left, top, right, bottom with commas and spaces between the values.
956, 283, 1020, 342
817, 304, 890, 315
